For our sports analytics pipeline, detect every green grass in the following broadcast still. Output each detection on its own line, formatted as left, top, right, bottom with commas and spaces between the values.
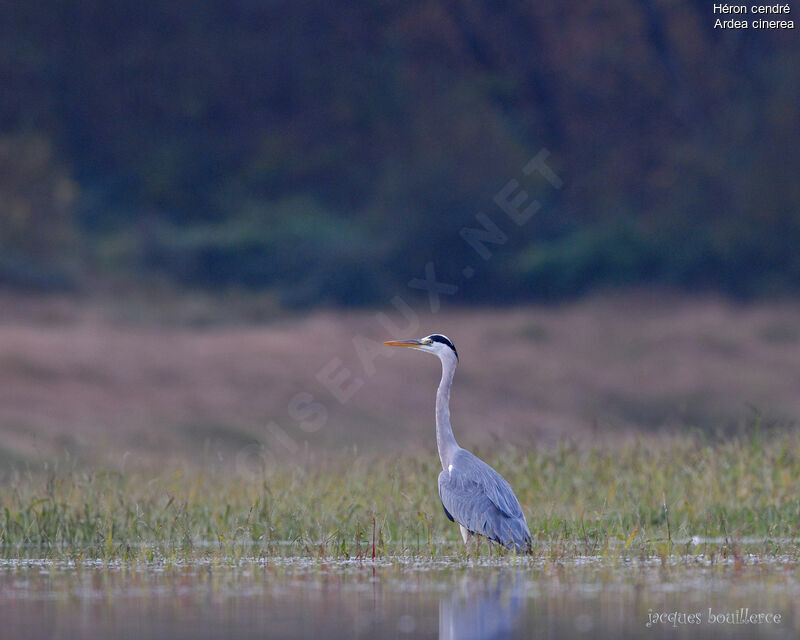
2, 432, 800, 562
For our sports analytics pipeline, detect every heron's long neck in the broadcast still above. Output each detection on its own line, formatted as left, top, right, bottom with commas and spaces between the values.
435, 355, 459, 470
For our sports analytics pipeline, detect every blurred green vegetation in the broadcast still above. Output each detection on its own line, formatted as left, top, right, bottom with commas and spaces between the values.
1, 1, 798, 306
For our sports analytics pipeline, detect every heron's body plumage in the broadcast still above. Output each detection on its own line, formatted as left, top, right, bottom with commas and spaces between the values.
438, 448, 531, 553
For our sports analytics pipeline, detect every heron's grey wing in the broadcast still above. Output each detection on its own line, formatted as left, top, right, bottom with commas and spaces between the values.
452, 449, 526, 518
438, 452, 531, 552
438, 468, 500, 534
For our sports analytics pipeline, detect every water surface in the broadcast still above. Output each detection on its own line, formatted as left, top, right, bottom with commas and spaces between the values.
1, 556, 797, 639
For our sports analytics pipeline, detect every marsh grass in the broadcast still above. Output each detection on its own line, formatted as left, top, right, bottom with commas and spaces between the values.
2, 432, 799, 563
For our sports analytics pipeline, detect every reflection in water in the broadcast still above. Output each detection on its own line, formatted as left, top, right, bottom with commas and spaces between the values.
439, 571, 524, 640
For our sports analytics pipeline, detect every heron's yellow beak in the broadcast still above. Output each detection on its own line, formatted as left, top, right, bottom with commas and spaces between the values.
383, 339, 422, 348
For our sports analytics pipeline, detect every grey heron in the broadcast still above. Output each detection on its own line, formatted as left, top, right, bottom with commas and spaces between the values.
384, 334, 532, 553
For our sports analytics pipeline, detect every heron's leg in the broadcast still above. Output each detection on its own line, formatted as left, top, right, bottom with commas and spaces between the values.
459, 525, 470, 544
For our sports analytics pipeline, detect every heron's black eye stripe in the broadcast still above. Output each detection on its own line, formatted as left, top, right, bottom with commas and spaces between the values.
428, 334, 453, 348
427, 334, 458, 359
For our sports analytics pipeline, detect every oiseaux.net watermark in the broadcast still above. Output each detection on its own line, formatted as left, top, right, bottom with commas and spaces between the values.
646, 608, 782, 628
235, 148, 563, 478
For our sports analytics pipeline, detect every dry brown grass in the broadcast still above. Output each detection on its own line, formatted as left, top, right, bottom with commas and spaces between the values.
1, 291, 800, 467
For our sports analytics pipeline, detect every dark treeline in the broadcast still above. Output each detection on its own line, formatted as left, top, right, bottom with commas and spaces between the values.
1, 1, 798, 306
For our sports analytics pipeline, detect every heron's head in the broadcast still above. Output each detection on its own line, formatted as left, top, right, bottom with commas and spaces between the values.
383, 334, 458, 361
